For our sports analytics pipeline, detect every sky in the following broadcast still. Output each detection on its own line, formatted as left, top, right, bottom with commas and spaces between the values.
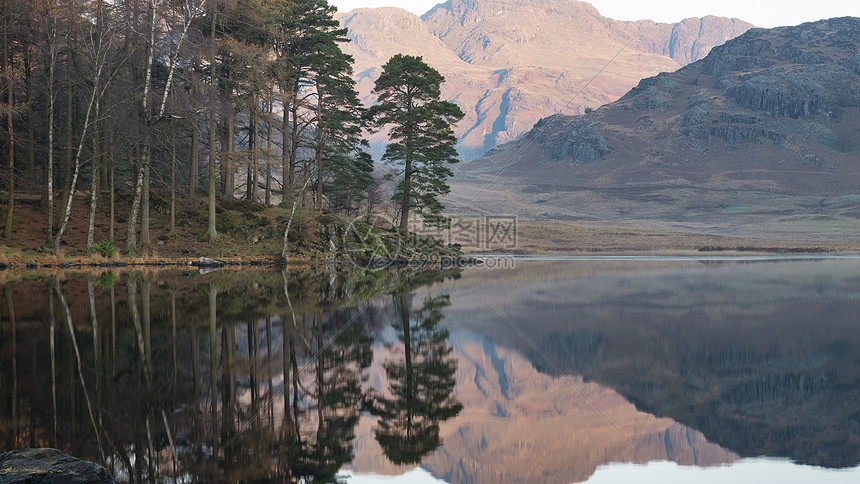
329, 0, 860, 28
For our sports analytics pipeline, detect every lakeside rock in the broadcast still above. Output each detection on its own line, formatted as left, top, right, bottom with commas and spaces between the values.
0, 448, 115, 483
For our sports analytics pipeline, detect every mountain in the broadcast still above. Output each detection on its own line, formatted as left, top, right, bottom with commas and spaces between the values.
623, 15, 753, 66
336, 0, 753, 159
449, 17, 860, 239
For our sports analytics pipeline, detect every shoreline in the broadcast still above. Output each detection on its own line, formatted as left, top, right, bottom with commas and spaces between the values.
0, 247, 855, 273
0, 254, 483, 273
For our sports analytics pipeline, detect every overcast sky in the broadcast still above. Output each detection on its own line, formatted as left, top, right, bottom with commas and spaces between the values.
329, 0, 859, 28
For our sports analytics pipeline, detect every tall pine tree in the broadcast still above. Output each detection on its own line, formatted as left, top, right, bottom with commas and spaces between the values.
367, 54, 464, 229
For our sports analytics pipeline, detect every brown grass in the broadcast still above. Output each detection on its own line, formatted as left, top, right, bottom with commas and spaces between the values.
474, 220, 860, 254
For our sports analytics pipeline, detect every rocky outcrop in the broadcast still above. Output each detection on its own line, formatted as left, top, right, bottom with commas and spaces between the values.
725, 74, 828, 118
699, 34, 774, 77
470, 17, 860, 183
620, 73, 682, 112
0, 448, 115, 483
448, 17, 860, 232
625, 15, 755, 66
526, 115, 612, 162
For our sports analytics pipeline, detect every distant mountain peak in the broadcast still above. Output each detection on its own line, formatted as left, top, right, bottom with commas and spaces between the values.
339, 0, 754, 160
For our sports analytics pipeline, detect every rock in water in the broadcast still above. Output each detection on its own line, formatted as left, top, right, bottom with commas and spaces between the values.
0, 448, 115, 483
195, 256, 226, 267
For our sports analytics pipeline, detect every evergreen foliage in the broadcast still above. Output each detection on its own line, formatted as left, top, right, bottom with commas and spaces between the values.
367, 54, 465, 229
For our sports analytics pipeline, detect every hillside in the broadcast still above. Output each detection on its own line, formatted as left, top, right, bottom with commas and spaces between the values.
449, 17, 860, 241
336, 0, 752, 160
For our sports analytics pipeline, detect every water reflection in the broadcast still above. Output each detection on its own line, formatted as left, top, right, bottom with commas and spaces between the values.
437, 259, 860, 470
3, 259, 860, 483
0, 266, 460, 483
366, 294, 462, 465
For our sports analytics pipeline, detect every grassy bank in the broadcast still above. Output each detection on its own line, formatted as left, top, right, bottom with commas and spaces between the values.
0, 191, 463, 268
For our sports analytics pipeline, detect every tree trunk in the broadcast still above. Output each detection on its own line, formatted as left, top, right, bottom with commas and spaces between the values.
314, 89, 323, 211
170, 122, 176, 234
86, 108, 101, 252
62, 73, 73, 217
109, 133, 114, 242
127, 145, 144, 252
281, 96, 290, 205
225, 104, 234, 198
53, 43, 105, 251
189, 123, 198, 199
281, 175, 313, 259
3, 17, 14, 239
100, 127, 108, 193
46, 27, 56, 246
400, 157, 411, 231
265, 94, 273, 205
246, 100, 256, 201
400, 106, 414, 231
289, 85, 299, 196
128, 0, 158, 254
26, 54, 35, 187
207, 10, 217, 244
141, 147, 150, 247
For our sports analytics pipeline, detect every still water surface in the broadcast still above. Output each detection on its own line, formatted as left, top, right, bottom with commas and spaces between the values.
1, 257, 859, 483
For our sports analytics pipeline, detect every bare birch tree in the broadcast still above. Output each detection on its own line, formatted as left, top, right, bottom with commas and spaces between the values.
53, 19, 113, 251
127, 0, 206, 253
43, 0, 60, 246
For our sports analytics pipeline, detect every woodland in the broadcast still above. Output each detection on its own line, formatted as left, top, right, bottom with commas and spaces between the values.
0, 0, 463, 258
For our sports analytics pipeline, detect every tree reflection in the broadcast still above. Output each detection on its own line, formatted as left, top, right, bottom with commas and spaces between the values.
0, 267, 458, 482
291, 310, 373, 482
214, 280, 375, 483
367, 294, 463, 465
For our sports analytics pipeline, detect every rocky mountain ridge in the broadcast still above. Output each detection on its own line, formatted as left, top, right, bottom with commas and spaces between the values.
336, 0, 753, 159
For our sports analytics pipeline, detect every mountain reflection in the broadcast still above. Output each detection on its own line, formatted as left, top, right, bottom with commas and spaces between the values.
0, 266, 460, 483
438, 259, 860, 470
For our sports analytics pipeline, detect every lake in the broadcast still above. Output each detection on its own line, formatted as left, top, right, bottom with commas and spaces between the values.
2, 257, 860, 483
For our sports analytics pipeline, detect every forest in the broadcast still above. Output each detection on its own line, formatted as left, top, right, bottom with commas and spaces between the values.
0, 0, 463, 258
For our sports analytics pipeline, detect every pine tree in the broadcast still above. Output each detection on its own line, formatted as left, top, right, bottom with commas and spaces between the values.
311, 39, 369, 212
367, 54, 464, 229
268, 0, 351, 204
